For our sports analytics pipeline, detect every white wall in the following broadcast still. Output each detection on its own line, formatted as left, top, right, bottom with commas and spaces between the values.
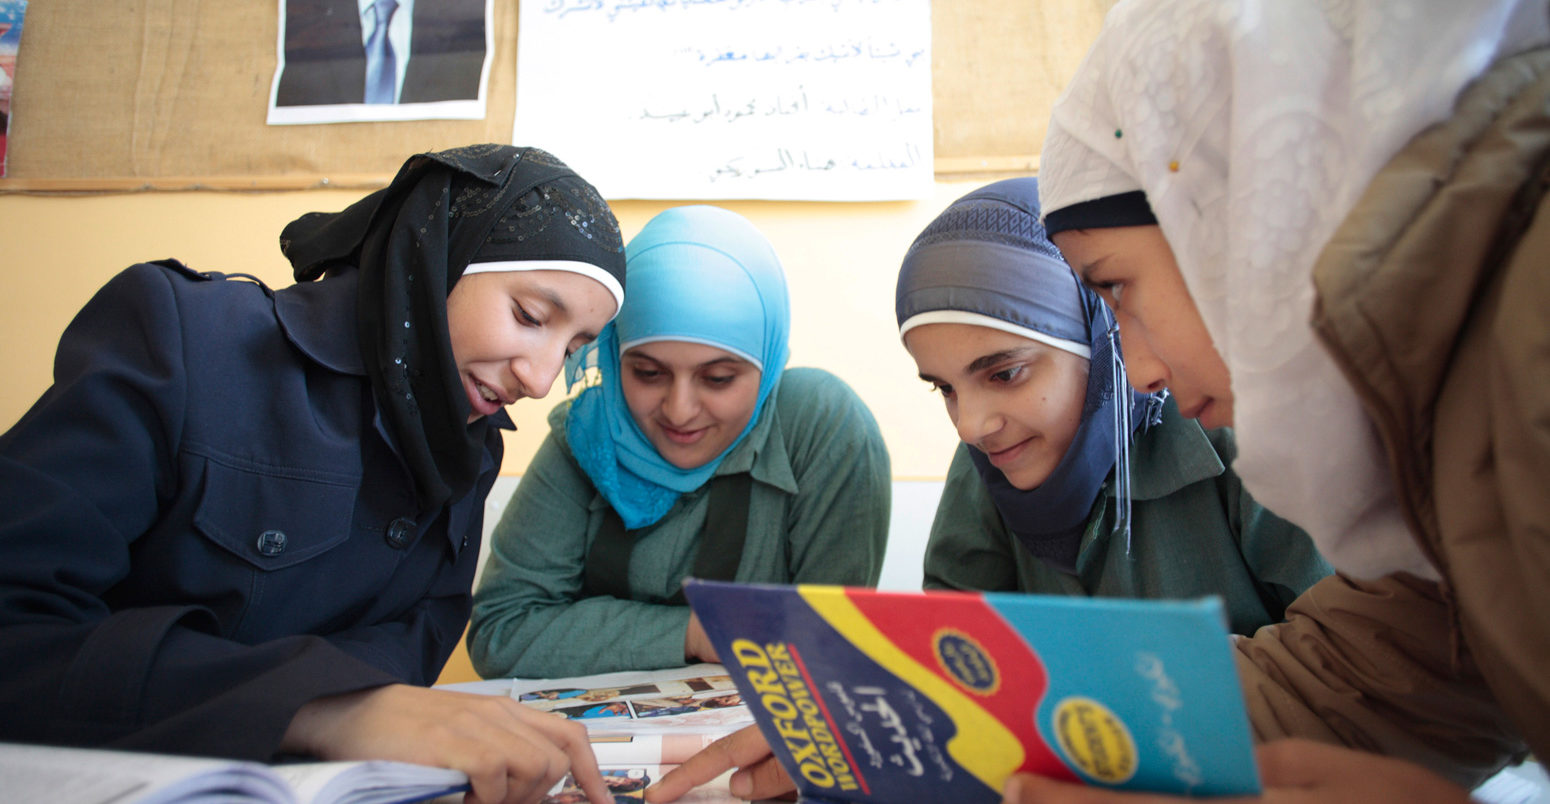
476, 478, 943, 592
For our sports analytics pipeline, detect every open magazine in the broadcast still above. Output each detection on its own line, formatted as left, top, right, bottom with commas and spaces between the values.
683, 581, 1262, 803
511, 663, 755, 736
510, 664, 754, 804
0, 741, 468, 804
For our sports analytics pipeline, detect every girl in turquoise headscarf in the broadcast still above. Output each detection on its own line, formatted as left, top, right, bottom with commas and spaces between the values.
468, 206, 891, 678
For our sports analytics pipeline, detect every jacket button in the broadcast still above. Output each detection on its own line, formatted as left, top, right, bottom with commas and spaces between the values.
385, 517, 416, 550
256, 530, 287, 556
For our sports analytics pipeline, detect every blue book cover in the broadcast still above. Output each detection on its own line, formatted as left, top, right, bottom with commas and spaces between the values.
683, 580, 1260, 803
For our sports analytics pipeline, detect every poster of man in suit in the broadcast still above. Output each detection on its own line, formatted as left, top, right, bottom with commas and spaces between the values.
268, 0, 489, 124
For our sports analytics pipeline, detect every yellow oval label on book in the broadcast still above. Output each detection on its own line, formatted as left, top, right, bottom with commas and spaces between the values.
933, 629, 1000, 695
1052, 697, 1138, 784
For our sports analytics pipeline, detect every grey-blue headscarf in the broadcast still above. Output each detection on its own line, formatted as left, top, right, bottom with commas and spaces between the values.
896, 177, 1164, 572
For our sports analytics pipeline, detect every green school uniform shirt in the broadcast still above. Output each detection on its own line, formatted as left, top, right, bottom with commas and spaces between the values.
923, 399, 1331, 636
468, 367, 891, 678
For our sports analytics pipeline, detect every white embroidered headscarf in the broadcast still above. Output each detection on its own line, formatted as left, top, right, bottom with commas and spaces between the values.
1039, 0, 1549, 579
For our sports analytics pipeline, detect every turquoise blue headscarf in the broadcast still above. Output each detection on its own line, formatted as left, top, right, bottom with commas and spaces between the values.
564, 206, 791, 529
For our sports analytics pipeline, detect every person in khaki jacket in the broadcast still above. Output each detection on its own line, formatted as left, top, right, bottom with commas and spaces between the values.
643, 2, 1550, 803
1027, 0, 1550, 801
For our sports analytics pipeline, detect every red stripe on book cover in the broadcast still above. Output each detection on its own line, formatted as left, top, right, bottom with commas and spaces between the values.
787, 643, 874, 796
838, 588, 1075, 780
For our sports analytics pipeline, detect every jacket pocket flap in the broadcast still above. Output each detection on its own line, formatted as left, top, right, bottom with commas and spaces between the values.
193, 459, 355, 570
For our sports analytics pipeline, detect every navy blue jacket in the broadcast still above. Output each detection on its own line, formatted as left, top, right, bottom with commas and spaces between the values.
0, 260, 505, 759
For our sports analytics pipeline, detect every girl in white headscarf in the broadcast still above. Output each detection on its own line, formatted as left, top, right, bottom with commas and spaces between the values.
1021, 0, 1550, 802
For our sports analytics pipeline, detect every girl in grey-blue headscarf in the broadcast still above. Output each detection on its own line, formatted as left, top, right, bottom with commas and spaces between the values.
898, 177, 1160, 571
897, 177, 1330, 636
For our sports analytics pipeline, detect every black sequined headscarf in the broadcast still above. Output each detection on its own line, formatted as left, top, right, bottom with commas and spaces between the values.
280, 145, 626, 513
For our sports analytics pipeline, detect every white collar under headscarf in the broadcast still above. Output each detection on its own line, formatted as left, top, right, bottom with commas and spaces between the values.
1039, 0, 1548, 579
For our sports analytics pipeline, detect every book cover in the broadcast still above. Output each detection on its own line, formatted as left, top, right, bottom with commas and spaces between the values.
683, 581, 1261, 803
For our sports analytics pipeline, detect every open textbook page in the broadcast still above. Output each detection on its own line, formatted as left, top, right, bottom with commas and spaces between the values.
511, 663, 755, 736
0, 742, 285, 804
0, 741, 468, 804
270, 760, 469, 804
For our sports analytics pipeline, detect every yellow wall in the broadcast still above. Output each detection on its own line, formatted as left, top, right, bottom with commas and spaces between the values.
0, 183, 1001, 480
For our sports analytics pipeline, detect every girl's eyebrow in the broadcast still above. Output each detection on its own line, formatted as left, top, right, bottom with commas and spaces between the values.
623, 353, 747, 370
623, 352, 663, 367
965, 347, 1041, 375
536, 287, 569, 316
918, 346, 1044, 385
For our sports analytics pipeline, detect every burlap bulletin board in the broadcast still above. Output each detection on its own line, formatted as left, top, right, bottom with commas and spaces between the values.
0, 0, 1108, 192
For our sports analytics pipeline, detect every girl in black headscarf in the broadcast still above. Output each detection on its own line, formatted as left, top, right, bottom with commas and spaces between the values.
0, 145, 624, 804
283, 143, 627, 511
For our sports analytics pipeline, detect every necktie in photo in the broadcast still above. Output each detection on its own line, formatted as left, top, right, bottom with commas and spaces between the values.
364, 0, 400, 104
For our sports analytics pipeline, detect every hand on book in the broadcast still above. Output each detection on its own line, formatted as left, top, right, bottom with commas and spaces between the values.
281, 683, 614, 804
684, 612, 721, 664
643, 724, 794, 802
999, 739, 1473, 804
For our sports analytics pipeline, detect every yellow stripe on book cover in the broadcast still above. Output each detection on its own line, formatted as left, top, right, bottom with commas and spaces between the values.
796, 584, 1024, 789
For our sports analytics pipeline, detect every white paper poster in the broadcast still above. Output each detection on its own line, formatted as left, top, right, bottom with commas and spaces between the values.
516, 0, 933, 201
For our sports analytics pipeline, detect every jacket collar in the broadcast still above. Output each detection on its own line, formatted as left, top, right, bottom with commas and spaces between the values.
707, 389, 799, 495
1070, 399, 1223, 561
273, 272, 368, 376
